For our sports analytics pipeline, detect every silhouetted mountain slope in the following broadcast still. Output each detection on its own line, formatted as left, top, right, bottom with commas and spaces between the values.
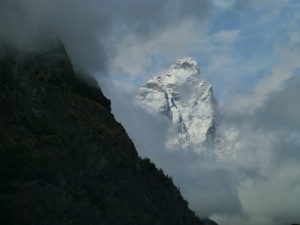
0, 42, 210, 225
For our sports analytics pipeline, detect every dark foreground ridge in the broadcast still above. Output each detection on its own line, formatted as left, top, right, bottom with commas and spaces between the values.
0, 41, 213, 225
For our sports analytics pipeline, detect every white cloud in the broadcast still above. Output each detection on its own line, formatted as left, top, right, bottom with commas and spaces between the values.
108, 19, 208, 89
229, 162, 300, 225
109, 36, 152, 80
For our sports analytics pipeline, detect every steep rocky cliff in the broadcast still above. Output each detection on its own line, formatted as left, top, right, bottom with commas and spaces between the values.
0, 42, 210, 225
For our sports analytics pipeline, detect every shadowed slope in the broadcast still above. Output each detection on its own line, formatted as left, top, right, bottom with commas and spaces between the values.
0, 42, 209, 225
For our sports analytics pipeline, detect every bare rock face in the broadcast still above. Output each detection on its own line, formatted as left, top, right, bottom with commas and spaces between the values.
136, 57, 219, 152
0, 42, 212, 225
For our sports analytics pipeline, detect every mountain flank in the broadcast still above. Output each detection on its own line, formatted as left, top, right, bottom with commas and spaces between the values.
0, 42, 212, 225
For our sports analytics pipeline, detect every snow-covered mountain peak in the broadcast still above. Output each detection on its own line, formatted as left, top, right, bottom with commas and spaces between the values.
164, 57, 200, 85
135, 58, 221, 153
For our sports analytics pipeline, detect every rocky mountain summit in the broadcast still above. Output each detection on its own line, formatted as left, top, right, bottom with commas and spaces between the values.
136, 57, 220, 152
0, 42, 214, 225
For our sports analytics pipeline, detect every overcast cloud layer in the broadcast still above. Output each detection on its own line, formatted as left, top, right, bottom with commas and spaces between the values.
1, 1, 300, 225
0, 0, 212, 73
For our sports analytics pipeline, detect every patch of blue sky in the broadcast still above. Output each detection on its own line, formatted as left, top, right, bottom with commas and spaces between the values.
197, 3, 300, 99
208, 6, 261, 34
293, 67, 300, 76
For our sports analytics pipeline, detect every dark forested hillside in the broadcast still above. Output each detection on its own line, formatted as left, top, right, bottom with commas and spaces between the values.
0, 42, 210, 225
